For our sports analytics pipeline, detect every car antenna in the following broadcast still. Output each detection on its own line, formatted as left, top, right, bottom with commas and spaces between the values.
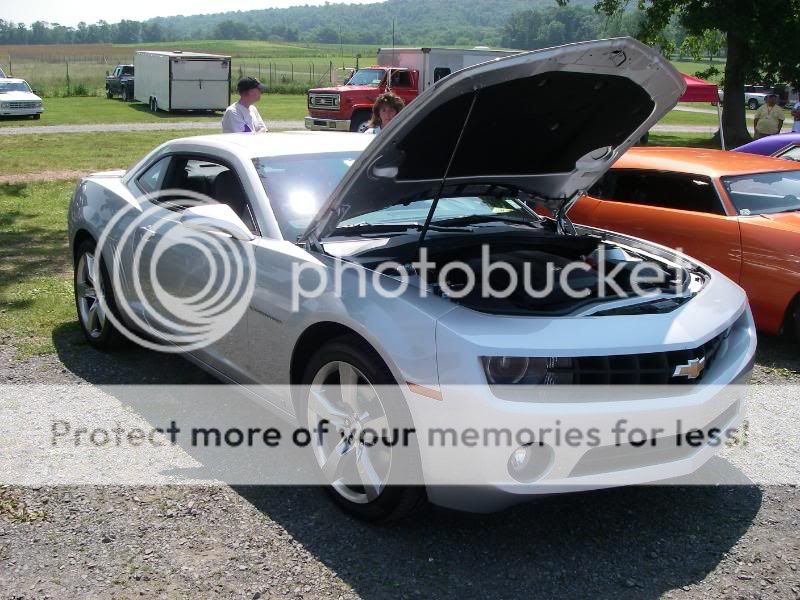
417, 90, 480, 252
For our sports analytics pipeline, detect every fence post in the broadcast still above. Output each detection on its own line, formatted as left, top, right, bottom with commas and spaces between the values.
258, 63, 261, 79
66, 59, 70, 96
329, 61, 333, 83
291, 62, 294, 82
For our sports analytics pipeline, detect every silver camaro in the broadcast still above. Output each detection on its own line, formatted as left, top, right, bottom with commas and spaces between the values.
68, 38, 756, 520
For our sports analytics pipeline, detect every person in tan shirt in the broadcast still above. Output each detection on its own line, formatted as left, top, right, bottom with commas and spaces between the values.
753, 93, 785, 138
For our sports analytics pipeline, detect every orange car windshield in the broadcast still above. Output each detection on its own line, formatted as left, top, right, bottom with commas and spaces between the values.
722, 170, 800, 216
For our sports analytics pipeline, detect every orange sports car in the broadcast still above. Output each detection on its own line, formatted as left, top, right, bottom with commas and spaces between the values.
569, 147, 800, 337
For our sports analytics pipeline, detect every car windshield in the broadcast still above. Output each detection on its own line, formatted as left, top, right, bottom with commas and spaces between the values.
0, 81, 32, 93
254, 152, 360, 240
722, 170, 800, 215
338, 197, 538, 228
346, 69, 385, 87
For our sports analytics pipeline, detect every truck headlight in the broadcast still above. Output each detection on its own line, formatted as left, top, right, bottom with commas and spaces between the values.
0, 103, 8, 109
481, 356, 574, 385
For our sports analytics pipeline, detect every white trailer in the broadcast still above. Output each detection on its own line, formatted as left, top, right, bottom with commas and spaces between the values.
134, 51, 231, 112
376, 47, 520, 92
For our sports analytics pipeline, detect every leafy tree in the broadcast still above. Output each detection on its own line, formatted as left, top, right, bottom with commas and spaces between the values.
558, 0, 800, 146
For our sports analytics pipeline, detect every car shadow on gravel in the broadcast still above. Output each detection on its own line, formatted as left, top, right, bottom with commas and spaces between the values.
53, 323, 219, 385
236, 480, 762, 599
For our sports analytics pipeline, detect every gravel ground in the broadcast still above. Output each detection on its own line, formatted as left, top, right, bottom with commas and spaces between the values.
1, 327, 799, 599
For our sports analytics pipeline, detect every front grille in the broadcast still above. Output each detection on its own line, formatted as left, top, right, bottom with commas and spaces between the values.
308, 93, 339, 109
549, 329, 728, 385
7, 101, 38, 109
569, 400, 740, 477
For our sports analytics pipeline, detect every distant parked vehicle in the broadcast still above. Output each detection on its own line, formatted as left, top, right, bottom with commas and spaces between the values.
305, 47, 520, 132
0, 66, 6, 78
134, 50, 231, 113
105, 64, 135, 101
719, 84, 799, 109
0, 78, 43, 119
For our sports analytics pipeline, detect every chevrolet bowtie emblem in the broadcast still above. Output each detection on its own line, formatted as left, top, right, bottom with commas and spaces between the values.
672, 357, 706, 380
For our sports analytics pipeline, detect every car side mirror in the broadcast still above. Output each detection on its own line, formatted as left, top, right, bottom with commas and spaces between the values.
180, 204, 255, 241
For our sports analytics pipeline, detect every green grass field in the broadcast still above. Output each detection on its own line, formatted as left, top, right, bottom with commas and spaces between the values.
0, 130, 207, 175
0, 95, 307, 128
0, 180, 76, 356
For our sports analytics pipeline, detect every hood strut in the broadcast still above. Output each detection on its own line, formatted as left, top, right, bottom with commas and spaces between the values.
416, 90, 480, 251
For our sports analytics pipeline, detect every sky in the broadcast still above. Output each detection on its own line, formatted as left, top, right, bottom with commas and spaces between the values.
3, 0, 380, 28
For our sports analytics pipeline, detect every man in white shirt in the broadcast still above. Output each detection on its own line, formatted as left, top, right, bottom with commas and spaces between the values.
221, 77, 268, 134
792, 101, 800, 133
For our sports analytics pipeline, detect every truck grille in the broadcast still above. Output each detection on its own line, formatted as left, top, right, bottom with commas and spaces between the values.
7, 101, 39, 109
547, 329, 728, 385
308, 93, 340, 110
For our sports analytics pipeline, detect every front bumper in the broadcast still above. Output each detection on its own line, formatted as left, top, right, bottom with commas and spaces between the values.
410, 275, 757, 511
304, 116, 350, 131
0, 107, 43, 117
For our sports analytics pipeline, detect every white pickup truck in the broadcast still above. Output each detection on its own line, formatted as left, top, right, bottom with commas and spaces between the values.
0, 78, 44, 119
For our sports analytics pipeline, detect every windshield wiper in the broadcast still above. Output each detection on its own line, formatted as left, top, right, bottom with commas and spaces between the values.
433, 214, 539, 228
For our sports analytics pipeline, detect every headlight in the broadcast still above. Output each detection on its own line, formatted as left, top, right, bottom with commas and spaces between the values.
0, 103, 8, 109
481, 356, 574, 385
35, 101, 43, 108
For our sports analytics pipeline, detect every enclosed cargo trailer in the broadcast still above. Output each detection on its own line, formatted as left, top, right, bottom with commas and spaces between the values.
134, 50, 231, 112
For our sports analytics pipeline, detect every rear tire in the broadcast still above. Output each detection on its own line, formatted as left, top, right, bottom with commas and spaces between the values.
300, 335, 426, 521
790, 297, 800, 343
106, 88, 113, 99
32, 114, 40, 120
74, 240, 125, 351
748, 98, 759, 110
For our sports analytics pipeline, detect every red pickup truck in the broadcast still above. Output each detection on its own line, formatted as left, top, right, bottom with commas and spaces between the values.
305, 47, 518, 132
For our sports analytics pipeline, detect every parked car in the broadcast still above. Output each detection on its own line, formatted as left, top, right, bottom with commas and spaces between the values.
733, 132, 800, 162
69, 39, 755, 519
105, 64, 135, 101
0, 78, 43, 119
719, 84, 782, 110
0, 65, 6, 78
305, 46, 519, 132
569, 147, 800, 338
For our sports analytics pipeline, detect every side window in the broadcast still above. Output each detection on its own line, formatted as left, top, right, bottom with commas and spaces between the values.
171, 156, 259, 235
433, 67, 451, 83
590, 171, 725, 215
136, 156, 171, 195
390, 70, 412, 88
777, 146, 800, 162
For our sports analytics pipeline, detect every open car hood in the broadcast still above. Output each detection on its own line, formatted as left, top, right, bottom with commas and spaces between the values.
300, 37, 685, 243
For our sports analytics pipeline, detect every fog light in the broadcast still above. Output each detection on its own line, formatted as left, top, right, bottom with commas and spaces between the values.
507, 443, 554, 483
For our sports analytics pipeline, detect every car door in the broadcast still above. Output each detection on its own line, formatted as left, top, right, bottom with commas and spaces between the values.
585, 170, 742, 283
132, 154, 259, 382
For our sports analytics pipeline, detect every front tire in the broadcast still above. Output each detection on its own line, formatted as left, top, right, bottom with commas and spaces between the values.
349, 111, 370, 133
748, 98, 759, 110
300, 335, 426, 521
74, 240, 125, 350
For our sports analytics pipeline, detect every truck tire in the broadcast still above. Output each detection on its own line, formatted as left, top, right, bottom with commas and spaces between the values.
748, 98, 759, 110
349, 111, 371, 133
106, 88, 113, 99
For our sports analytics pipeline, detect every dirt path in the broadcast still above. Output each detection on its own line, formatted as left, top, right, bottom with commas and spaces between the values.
0, 170, 89, 184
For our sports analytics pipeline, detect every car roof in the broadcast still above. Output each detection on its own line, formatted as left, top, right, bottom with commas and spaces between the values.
171, 131, 372, 158
612, 146, 800, 177
0, 78, 28, 84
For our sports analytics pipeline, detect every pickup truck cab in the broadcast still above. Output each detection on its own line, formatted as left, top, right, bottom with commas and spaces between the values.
305, 47, 518, 132
105, 64, 135, 101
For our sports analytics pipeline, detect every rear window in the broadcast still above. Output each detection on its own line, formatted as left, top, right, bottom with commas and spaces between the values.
722, 170, 800, 215
590, 170, 725, 215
